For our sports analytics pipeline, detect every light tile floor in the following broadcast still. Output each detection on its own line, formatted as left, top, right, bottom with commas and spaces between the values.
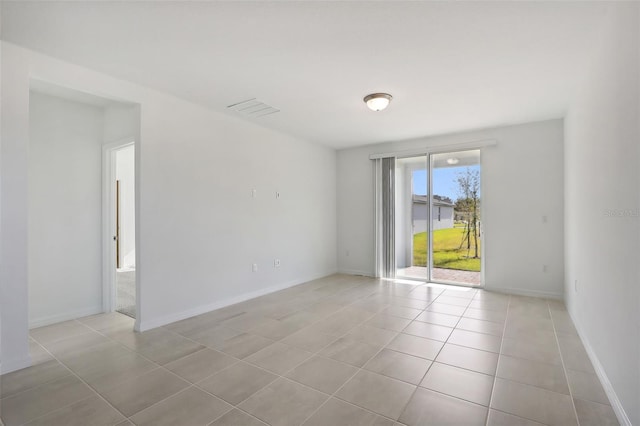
0, 274, 620, 426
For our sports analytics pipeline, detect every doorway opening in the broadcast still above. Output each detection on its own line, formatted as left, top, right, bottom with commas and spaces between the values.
395, 150, 482, 286
105, 142, 136, 318
27, 82, 140, 334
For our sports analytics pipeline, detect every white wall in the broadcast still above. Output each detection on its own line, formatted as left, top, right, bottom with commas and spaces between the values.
28, 91, 105, 327
564, 3, 639, 424
1, 42, 31, 373
104, 104, 138, 145
434, 205, 454, 231
137, 95, 337, 329
337, 120, 565, 297
116, 145, 135, 268
0, 42, 337, 372
413, 204, 428, 234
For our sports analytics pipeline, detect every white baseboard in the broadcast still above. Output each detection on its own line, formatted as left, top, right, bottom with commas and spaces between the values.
137, 271, 337, 332
29, 305, 103, 329
1, 354, 32, 374
568, 309, 632, 426
486, 285, 564, 300
337, 268, 374, 277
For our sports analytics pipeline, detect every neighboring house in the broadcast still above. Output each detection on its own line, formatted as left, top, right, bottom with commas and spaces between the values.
412, 195, 455, 232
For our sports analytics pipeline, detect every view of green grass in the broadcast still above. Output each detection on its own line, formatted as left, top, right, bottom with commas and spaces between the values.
413, 227, 481, 272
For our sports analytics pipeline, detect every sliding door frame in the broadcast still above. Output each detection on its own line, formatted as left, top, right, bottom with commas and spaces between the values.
374, 141, 492, 288
428, 149, 484, 288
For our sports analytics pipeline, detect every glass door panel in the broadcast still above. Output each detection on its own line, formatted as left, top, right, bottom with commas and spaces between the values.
430, 150, 481, 286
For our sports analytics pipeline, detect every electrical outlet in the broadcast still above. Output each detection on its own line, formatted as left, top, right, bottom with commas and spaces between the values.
274, 259, 281, 268
252, 263, 258, 272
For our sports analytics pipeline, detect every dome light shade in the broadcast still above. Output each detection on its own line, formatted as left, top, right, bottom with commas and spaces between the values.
364, 93, 392, 111
447, 158, 459, 165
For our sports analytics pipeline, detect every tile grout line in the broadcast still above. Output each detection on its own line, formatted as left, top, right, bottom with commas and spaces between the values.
274, 283, 463, 424
549, 303, 582, 426
17, 395, 98, 426
484, 297, 583, 426
70, 321, 216, 422
52, 318, 247, 424
109, 285, 463, 422
197, 288, 411, 424
235, 293, 410, 424
419, 291, 498, 408
18, 323, 132, 426
484, 293, 512, 426
8, 279, 391, 425
69, 280, 387, 423
0, 341, 74, 402
296, 287, 449, 425
160, 281, 407, 425
131, 388, 233, 426
398, 288, 518, 421
76, 312, 322, 424
21, 279, 504, 426
369, 287, 477, 425
440, 291, 497, 417
24, 285, 451, 417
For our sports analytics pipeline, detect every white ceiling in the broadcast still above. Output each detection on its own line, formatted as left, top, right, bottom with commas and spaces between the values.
1, 1, 609, 149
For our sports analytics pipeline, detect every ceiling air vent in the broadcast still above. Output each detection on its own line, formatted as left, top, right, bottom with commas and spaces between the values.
226, 98, 280, 118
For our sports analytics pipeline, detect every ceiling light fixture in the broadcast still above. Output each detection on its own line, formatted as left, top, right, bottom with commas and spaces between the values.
447, 158, 459, 165
364, 93, 392, 111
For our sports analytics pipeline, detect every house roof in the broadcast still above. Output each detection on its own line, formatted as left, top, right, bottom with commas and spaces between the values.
412, 195, 455, 207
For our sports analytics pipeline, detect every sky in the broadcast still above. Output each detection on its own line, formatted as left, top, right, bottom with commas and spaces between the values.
413, 165, 480, 199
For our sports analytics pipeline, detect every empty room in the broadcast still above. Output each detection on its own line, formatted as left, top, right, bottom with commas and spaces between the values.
0, 1, 638, 426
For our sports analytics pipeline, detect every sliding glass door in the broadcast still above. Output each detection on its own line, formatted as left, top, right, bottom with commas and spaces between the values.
430, 150, 481, 286
395, 150, 481, 286
395, 155, 428, 280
